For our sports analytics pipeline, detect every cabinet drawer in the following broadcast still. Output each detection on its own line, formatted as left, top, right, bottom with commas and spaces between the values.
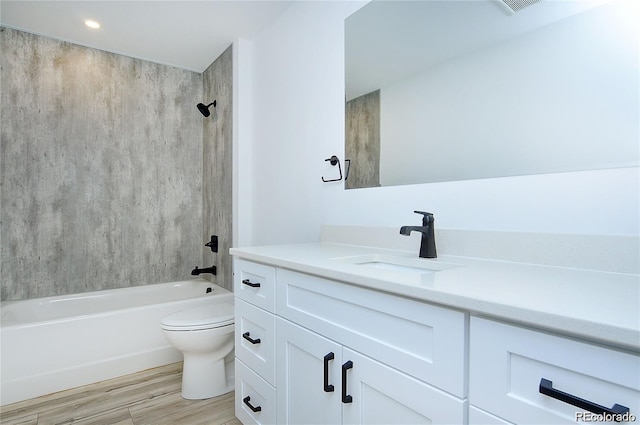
470, 317, 640, 424
469, 406, 513, 424
235, 298, 276, 385
234, 259, 276, 313
276, 268, 466, 397
235, 359, 277, 425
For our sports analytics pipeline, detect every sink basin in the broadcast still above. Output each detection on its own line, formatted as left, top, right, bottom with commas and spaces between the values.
333, 254, 460, 275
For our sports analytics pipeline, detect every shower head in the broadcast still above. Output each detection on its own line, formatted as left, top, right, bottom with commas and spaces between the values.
197, 100, 216, 117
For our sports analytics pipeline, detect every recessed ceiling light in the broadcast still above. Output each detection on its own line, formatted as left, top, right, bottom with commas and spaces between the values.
84, 20, 101, 29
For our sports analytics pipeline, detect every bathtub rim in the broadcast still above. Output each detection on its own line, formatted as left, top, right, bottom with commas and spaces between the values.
0, 278, 229, 328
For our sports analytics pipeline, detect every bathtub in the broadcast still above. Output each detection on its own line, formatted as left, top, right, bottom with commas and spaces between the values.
0, 279, 234, 406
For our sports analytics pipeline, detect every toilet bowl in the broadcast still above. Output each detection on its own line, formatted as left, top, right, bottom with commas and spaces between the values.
161, 303, 235, 399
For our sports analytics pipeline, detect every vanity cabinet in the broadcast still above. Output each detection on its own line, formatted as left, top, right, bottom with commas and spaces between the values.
469, 317, 640, 424
233, 258, 467, 425
233, 255, 640, 425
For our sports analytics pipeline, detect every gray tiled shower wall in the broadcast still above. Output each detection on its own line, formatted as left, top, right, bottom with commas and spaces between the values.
202, 46, 233, 294
0, 27, 233, 300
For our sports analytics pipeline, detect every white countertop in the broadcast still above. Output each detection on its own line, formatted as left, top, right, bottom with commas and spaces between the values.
230, 242, 640, 352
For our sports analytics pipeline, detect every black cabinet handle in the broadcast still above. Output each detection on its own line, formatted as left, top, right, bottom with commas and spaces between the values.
242, 332, 261, 345
539, 378, 629, 416
342, 360, 353, 403
243, 396, 262, 413
242, 279, 260, 288
324, 352, 335, 392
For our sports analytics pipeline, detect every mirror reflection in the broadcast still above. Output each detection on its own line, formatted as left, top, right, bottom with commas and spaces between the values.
345, 0, 639, 189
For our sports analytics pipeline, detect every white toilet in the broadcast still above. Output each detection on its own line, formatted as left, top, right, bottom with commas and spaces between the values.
161, 303, 235, 400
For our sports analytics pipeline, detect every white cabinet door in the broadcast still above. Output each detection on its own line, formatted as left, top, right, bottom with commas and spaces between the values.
277, 318, 466, 425
276, 317, 342, 425
341, 347, 466, 425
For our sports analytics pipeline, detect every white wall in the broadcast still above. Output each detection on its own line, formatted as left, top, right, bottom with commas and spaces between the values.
237, 1, 365, 246
233, 38, 254, 248
237, 1, 639, 246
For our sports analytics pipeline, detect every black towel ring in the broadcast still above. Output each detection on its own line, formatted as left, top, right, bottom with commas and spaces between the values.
322, 155, 343, 182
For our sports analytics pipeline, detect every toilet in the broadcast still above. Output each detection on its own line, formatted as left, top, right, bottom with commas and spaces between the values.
161, 303, 235, 399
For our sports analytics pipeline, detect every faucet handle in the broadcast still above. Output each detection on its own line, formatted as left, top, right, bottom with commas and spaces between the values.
414, 211, 434, 224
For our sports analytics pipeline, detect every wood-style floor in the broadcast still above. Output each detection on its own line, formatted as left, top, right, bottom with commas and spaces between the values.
0, 362, 240, 425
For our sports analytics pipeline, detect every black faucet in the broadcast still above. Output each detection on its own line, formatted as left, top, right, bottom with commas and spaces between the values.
191, 265, 217, 276
399, 211, 437, 259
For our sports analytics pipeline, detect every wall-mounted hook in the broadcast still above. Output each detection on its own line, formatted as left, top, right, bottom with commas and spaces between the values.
322, 155, 343, 182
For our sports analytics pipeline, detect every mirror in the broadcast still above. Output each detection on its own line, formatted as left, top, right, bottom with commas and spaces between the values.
344, 0, 639, 189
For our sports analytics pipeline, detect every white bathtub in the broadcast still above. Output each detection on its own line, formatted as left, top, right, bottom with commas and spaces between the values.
0, 279, 234, 406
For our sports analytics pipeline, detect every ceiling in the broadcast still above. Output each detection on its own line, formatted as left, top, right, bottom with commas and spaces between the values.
0, 0, 294, 72
0, 0, 618, 82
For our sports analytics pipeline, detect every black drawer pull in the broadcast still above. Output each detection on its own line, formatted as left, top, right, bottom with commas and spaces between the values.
243, 396, 262, 413
242, 332, 261, 345
324, 352, 335, 392
342, 360, 353, 403
539, 378, 630, 417
242, 279, 260, 288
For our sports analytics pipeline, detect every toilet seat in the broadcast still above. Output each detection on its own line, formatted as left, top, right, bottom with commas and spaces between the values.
161, 303, 234, 331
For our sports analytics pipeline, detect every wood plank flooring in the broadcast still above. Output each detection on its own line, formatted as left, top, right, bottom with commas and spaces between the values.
0, 363, 240, 425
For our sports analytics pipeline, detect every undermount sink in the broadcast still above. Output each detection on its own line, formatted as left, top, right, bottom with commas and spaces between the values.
333, 254, 460, 275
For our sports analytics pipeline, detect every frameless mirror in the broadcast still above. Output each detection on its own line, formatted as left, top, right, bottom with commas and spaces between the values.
344, 0, 639, 189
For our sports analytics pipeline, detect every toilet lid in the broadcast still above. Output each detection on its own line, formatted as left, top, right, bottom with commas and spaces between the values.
161, 303, 234, 331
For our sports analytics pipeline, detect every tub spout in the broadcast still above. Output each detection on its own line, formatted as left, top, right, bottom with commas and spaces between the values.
191, 266, 217, 276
